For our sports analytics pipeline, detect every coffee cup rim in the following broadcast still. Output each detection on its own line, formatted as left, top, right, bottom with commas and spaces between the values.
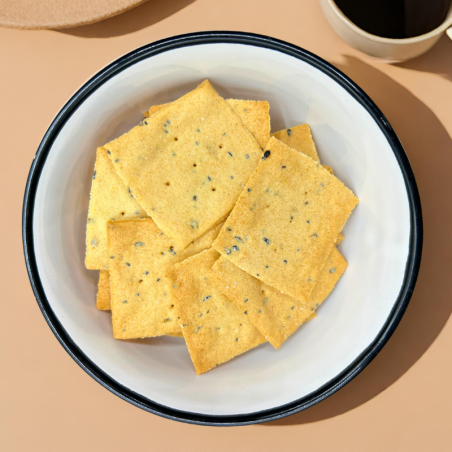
326, 0, 452, 44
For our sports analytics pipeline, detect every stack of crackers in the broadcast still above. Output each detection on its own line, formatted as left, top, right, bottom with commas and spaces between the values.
86, 80, 358, 375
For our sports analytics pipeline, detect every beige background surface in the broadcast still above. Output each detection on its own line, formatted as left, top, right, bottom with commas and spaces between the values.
1, 0, 452, 450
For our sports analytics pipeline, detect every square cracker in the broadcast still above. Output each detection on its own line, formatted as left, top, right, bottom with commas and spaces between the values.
107, 219, 224, 339
212, 137, 358, 302
86, 147, 148, 270
96, 270, 183, 337
210, 246, 347, 349
272, 124, 319, 162
145, 99, 270, 149
168, 249, 265, 375
104, 80, 263, 249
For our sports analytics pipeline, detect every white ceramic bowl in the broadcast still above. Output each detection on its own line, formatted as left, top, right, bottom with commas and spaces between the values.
23, 32, 422, 425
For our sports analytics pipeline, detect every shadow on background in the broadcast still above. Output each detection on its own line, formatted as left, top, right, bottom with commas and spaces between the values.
395, 34, 452, 80
266, 56, 452, 426
58, 0, 196, 38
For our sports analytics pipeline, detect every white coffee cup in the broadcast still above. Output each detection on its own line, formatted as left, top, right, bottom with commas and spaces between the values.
320, 0, 452, 62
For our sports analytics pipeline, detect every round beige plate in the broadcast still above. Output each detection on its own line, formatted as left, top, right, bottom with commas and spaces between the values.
0, 0, 148, 30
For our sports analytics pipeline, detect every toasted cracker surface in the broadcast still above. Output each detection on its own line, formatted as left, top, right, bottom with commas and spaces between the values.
107, 219, 223, 339
144, 99, 270, 149
209, 257, 311, 349
307, 246, 347, 310
212, 137, 358, 301
96, 219, 223, 311
104, 80, 262, 248
272, 124, 319, 162
169, 249, 265, 374
85, 147, 148, 269
96, 270, 111, 311
210, 246, 346, 349
273, 127, 344, 246
96, 269, 183, 336
226, 99, 270, 148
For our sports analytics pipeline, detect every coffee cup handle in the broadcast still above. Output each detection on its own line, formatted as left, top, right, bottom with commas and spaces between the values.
447, 26, 452, 40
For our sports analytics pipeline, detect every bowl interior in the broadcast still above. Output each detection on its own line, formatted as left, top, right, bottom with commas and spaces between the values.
32, 42, 410, 416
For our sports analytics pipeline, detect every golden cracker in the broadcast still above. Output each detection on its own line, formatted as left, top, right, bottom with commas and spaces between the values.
213, 137, 358, 301
144, 99, 270, 148
95, 271, 183, 337
307, 246, 347, 310
108, 219, 224, 339
95, 270, 183, 337
272, 124, 319, 162
169, 249, 265, 375
85, 147, 147, 270
96, 270, 111, 311
225, 99, 270, 148
105, 80, 262, 249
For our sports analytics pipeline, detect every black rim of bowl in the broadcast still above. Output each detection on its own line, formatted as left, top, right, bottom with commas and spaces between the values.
22, 31, 423, 426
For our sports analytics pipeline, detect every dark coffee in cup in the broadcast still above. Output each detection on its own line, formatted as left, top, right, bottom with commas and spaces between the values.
334, 0, 451, 39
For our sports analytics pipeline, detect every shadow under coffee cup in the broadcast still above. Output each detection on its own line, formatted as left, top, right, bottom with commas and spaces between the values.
320, 0, 452, 62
